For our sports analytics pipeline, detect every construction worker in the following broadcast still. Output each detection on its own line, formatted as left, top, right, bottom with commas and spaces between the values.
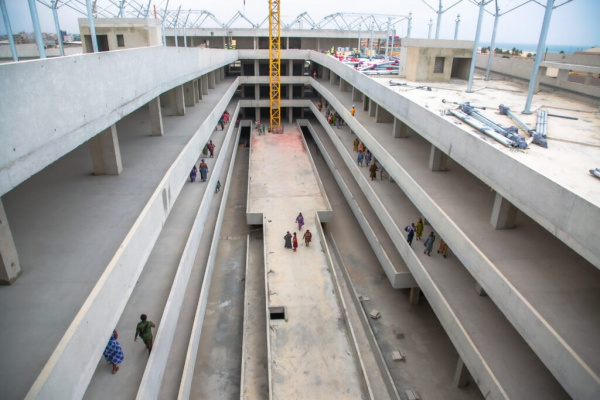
350, 105, 356, 117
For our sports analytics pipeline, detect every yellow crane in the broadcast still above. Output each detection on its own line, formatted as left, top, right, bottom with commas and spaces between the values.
268, 0, 281, 133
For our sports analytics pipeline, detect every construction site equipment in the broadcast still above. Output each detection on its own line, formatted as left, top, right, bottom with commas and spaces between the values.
389, 80, 432, 91
444, 99, 527, 149
590, 168, 600, 179
268, 0, 281, 133
499, 105, 548, 148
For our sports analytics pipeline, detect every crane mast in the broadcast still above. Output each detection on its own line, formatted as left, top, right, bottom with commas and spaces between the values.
268, 0, 281, 133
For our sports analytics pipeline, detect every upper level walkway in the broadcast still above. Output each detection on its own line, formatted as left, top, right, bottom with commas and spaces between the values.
247, 126, 365, 399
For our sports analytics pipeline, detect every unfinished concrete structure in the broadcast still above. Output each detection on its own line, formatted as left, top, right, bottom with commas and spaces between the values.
398, 38, 473, 81
0, 23, 599, 400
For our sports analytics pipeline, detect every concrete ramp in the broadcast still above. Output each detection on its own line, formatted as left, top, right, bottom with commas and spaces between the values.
247, 126, 365, 399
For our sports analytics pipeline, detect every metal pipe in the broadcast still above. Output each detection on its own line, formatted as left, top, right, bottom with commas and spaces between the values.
435, 0, 442, 39
523, 0, 555, 114
449, 109, 513, 147
85, 0, 98, 53
0, 0, 18, 61
428, 18, 432, 39
454, 14, 460, 40
385, 18, 391, 59
27, 0, 46, 58
118, 0, 125, 18
466, 0, 487, 93
51, 0, 64, 56
406, 12, 412, 38
369, 21, 374, 59
485, 5, 500, 81
357, 25, 361, 54
183, 27, 187, 48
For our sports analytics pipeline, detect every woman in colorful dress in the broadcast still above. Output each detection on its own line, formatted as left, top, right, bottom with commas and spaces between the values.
104, 329, 124, 374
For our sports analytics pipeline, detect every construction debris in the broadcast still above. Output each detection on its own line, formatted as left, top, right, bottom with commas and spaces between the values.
391, 350, 405, 361
369, 309, 381, 319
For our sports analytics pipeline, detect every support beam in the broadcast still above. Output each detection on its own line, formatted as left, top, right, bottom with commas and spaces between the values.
202, 74, 209, 95
340, 78, 350, 92
375, 104, 394, 123
490, 192, 518, 229
393, 118, 409, 138
89, 124, 122, 175
0, 198, 21, 285
453, 357, 469, 388
363, 96, 370, 112
220, 67, 225, 81
352, 87, 363, 102
369, 100, 376, 118
184, 81, 195, 107
148, 97, 163, 137
329, 71, 337, 86
170, 86, 185, 116
194, 80, 200, 102
409, 287, 421, 305
215, 68, 221, 84
208, 71, 216, 89
323, 67, 330, 80
429, 145, 448, 171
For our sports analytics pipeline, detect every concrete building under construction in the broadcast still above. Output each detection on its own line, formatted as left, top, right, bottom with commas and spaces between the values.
0, 14, 599, 400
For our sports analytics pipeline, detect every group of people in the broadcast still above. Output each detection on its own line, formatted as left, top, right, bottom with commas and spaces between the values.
255, 120, 266, 135
217, 110, 230, 130
325, 109, 344, 128
202, 140, 216, 158
405, 218, 449, 257
283, 212, 312, 251
103, 314, 156, 375
190, 159, 209, 182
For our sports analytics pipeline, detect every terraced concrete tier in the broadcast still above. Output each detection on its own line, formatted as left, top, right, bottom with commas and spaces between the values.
247, 126, 365, 400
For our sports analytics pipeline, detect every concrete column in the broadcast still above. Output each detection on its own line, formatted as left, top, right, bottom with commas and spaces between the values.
220, 67, 225, 81
215, 68, 221, 84
393, 118, 409, 138
584, 72, 592, 85
301, 108, 305, 118
289, 84, 293, 100
289, 107, 293, 124
255, 107, 260, 121
253, 36, 257, 49
323, 68, 330, 80
317, 37, 320, 51
160, 93, 170, 108
369, 100, 376, 118
429, 145, 448, 171
329, 71, 336, 86
89, 124, 122, 175
363, 97, 370, 112
409, 287, 421, 305
490, 192, 518, 229
286, 36, 289, 50
208, 71, 216, 89
289, 60, 293, 76
375, 104, 394, 123
0, 199, 21, 285
453, 357, 469, 388
202, 74, 209, 95
475, 282, 487, 296
340, 78, 349, 92
148, 97, 163, 137
170, 85, 185, 116
194, 79, 201, 102
255, 84, 260, 101
352, 87, 362, 102
557, 68, 569, 83
184, 81, 195, 107
254, 59, 259, 76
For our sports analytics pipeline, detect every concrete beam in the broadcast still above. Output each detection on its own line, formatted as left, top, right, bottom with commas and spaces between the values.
148, 97, 164, 137
184, 81, 195, 107
89, 124, 123, 176
409, 287, 421, 305
375, 104, 394, 123
429, 145, 448, 172
490, 192, 518, 230
453, 357, 469, 388
0, 198, 21, 285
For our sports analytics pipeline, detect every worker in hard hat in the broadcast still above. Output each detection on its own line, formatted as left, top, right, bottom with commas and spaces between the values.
350, 105, 356, 117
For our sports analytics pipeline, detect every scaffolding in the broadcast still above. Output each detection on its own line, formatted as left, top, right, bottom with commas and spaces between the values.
268, 0, 281, 133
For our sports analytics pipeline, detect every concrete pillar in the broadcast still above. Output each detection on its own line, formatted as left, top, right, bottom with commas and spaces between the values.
317, 37, 320, 51
323, 68, 330, 80
0, 199, 21, 285
329, 71, 337, 86
490, 192, 518, 229
255, 84, 260, 101
375, 104, 394, 123
409, 287, 421, 305
148, 97, 163, 137
363, 97, 370, 112
340, 78, 349, 92
253, 36, 257, 49
584, 72, 592, 85
453, 357, 469, 388
369, 100, 376, 118
393, 118, 409, 138
286, 36, 289, 50
89, 124, 123, 175
202, 74, 209, 95
289, 107, 293, 124
170, 85, 185, 116
301, 108, 305, 118
289, 84, 293, 100
429, 145, 448, 171
352, 87, 362, 102
195, 79, 201, 101
160, 93, 170, 108
184, 81, 195, 107
208, 71, 216, 89
557, 68, 569, 83
288, 60, 293, 76
254, 59, 259, 76
215, 68, 221, 84
475, 282, 487, 296
220, 67, 225, 81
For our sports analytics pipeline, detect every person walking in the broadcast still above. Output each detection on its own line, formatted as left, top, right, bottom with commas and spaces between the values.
424, 232, 436, 256
353, 138, 359, 152
437, 239, 448, 258
103, 329, 124, 374
202, 144, 209, 158
357, 151, 364, 167
190, 165, 197, 182
199, 160, 209, 182
303, 230, 312, 247
215, 180, 221, 193
350, 105, 356, 116
207, 140, 215, 158
296, 212, 304, 230
364, 150, 371, 166
135, 314, 156, 353
369, 163, 378, 181
317, 101, 323, 112
283, 231, 292, 249
406, 223, 415, 246
415, 218, 424, 241
292, 232, 298, 252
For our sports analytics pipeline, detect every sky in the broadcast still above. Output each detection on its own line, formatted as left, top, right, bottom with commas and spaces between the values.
1, 0, 599, 47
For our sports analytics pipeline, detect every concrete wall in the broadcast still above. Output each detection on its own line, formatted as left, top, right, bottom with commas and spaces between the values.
0, 43, 82, 59
0, 46, 237, 197
406, 46, 473, 82
78, 18, 162, 53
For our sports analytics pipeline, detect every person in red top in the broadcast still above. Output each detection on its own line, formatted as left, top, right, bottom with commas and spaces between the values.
292, 233, 298, 252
